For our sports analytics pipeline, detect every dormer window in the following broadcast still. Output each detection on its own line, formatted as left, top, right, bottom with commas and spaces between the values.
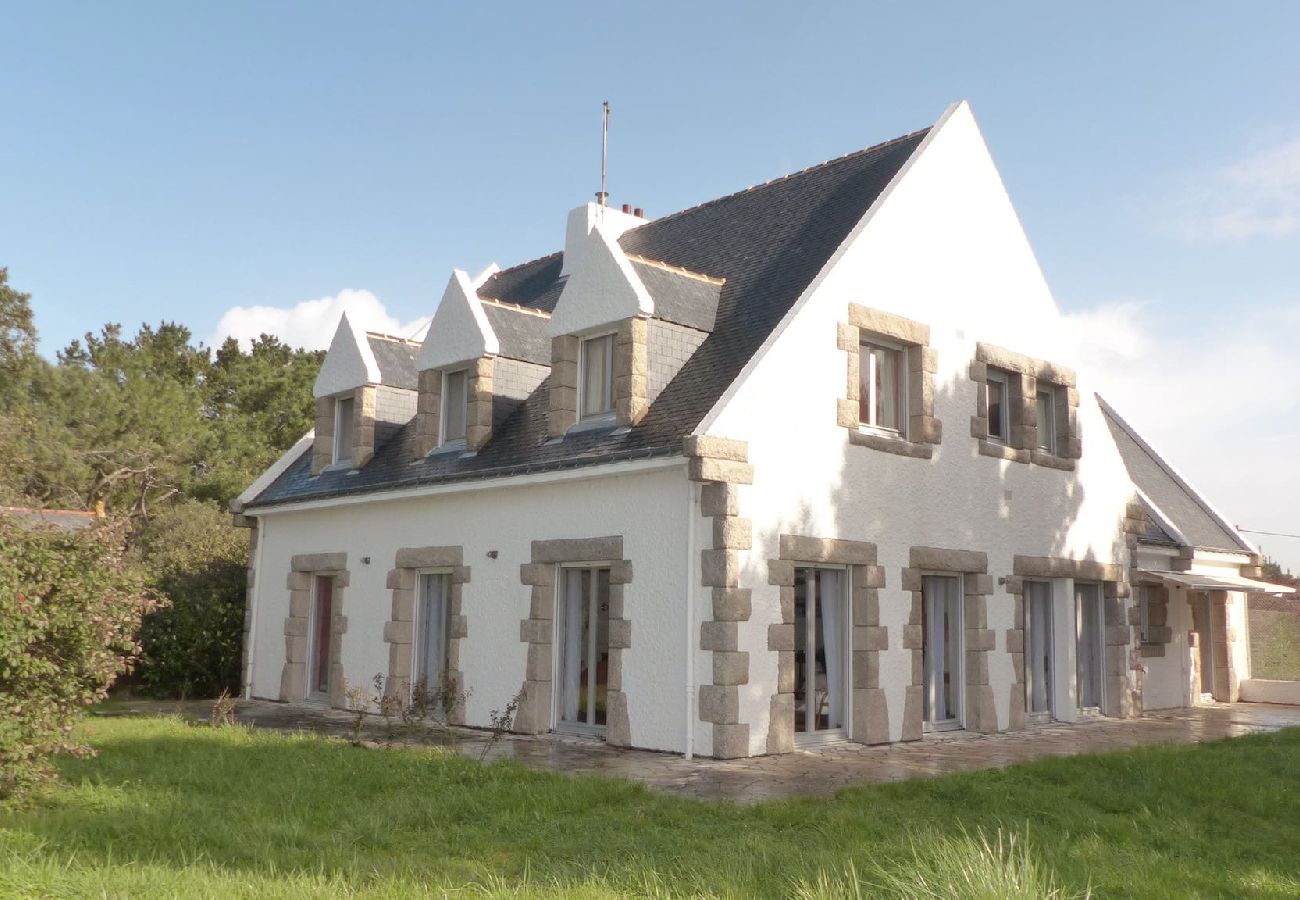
858, 338, 906, 435
580, 333, 615, 419
333, 395, 355, 465
440, 368, 468, 446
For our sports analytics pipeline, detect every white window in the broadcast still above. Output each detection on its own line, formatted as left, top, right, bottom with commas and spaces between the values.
333, 395, 355, 465
580, 333, 615, 419
986, 369, 1010, 443
859, 339, 907, 435
556, 565, 611, 733
1036, 388, 1057, 454
793, 567, 848, 740
441, 369, 468, 445
414, 572, 452, 694
1138, 584, 1153, 644
922, 573, 964, 730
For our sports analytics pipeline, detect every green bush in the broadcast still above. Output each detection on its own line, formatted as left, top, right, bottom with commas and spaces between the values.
132, 501, 249, 699
0, 518, 156, 802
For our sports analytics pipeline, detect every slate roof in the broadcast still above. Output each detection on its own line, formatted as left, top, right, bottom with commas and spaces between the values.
481, 302, 551, 365
629, 259, 722, 332
1099, 397, 1253, 554
247, 127, 929, 509
366, 334, 419, 390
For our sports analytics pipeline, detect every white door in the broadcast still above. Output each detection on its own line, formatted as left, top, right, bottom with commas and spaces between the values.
1025, 580, 1054, 722
556, 566, 611, 734
923, 574, 964, 730
793, 567, 848, 740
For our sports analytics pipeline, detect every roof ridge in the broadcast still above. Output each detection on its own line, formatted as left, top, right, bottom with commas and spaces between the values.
628, 126, 931, 232
480, 297, 552, 318
366, 331, 421, 346
483, 250, 563, 281
625, 254, 726, 285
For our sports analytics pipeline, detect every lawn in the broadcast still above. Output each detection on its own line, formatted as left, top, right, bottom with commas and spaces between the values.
3, 715, 1300, 898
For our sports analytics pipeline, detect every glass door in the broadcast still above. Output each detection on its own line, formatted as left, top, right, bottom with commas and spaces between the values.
414, 572, 451, 696
308, 575, 333, 700
922, 574, 964, 730
556, 566, 610, 734
1194, 591, 1215, 698
1024, 580, 1054, 722
793, 567, 848, 741
1075, 582, 1104, 712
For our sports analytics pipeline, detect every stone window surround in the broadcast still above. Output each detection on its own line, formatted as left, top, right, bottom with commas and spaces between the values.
312, 386, 376, 475
413, 357, 496, 458
382, 546, 470, 723
685, 435, 755, 759
514, 536, 634, 747
765, 535, 887, 754
836, 304, 942, 460
548, 317, 648, 438
1006, 555, 1134, 720
280, 552, 349, 708
900, 547, 996, 738
969, 342, 1081, 470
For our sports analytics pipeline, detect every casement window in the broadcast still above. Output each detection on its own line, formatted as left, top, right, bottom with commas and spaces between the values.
1036, 388, 1057, 454
1075, 581, 1104, 712
440, 368, 468, 445
414, 572, 453, 693
579, 333, 615, 419
986, 369, 1010, 443
1138, 584, 1153, 644
858, 339, 907, 435
1024, 580, 1054, 722
921, 573, 964, 730
333, 395, 355, 465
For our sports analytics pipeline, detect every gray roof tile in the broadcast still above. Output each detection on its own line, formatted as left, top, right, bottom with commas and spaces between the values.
366, 334, 419, 390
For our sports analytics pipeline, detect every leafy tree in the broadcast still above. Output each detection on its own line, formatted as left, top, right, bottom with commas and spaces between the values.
0, 267, 37, 399
0, 518, 157, 803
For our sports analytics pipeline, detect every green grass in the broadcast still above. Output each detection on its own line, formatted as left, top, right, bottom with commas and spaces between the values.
3, 716, 1300, 897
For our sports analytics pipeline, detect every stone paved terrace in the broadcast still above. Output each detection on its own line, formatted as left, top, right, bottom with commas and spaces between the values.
104, 699, 1300, 805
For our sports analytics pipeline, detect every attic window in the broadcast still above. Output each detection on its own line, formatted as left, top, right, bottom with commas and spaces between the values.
580, 333, 614, 419
441, 369, 468, 445
333, 395, 355, 465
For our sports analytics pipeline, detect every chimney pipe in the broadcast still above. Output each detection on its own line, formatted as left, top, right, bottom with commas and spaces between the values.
634, 207, 644, 218
621, 203, 632, 214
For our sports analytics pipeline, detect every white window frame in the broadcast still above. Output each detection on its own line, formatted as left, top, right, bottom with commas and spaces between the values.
1138, 584, 1152, 644
1036, 387, 1058, 454
438, 368, 469, 449
986, 369, 1011, 444
332, 394, 355, 465
858, 336, 909, 438
921, 572, 965, 732
791, 564, 852, 747
578, 332, 616, 421
412, 569, 454, 701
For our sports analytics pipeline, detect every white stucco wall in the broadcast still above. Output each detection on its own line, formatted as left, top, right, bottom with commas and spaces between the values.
417, 270, 500, 372
703, 103, 1137, 751
249, 462, 692, 753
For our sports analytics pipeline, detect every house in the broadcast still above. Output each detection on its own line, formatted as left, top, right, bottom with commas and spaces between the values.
232, 101, 1286, 759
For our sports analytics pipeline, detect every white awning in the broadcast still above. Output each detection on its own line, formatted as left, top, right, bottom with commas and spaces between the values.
1143, 570, 1295, 596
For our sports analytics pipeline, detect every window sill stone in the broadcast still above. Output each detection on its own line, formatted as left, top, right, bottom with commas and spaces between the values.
849, 429, 934, 459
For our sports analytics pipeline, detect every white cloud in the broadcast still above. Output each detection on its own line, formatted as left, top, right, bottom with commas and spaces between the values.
210, 288, 430, 351
1167, 135, 1300, 241
1065, 301, 1300, 572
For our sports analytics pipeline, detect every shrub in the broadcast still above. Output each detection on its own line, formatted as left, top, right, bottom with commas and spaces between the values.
132, 501, 249, 698
0, 518, 157, 802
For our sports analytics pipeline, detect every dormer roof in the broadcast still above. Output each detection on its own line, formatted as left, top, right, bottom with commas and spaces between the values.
313, 312, 382, 398
417, 270, 500, 371
250, 122, 931, 507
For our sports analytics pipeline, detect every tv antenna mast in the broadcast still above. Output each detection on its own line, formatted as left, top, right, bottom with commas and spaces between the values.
596, 100, 610, 208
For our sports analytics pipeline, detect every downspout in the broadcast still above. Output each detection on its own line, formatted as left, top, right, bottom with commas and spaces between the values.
244, 515, 266, 700
684, 478, 698, 759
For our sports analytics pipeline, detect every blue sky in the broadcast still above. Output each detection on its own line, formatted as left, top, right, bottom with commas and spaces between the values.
3, 2, 1299, 566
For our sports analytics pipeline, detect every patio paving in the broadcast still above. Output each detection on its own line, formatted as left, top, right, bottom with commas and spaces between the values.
106, 698, 1300, 805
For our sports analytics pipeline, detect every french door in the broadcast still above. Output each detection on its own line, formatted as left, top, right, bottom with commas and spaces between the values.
413, 572, 452, 695
793, 567, 848, 740
922, 574, 964, 730
1075, 582, 1104, 712
556, 566, 611, 734
307, 575, 333, 699
1024, 580, 1054, 722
